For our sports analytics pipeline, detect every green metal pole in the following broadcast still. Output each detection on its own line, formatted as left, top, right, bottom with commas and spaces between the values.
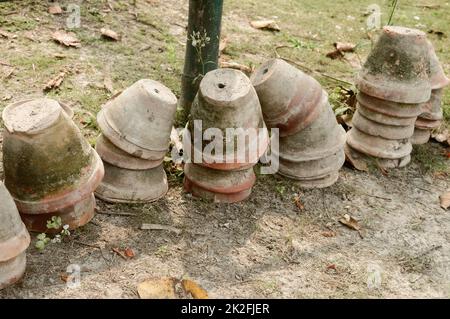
179, 0, 224, 122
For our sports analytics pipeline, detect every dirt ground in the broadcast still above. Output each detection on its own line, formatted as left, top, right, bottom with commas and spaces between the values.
0, 0, 449, 298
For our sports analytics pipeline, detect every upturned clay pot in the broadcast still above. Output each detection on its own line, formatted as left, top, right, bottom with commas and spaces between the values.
2, 99, 104, 215
346, 127, 412, 159
344, 143, 411, 169
96, 134, 163, 170
352, 110, 415, 140
251, 58, 324, 136
277, 101, 347, 162
0, 182, 30, 290
411, 128, 431, 145
414, 117, 441, 130
278, 149, 345, 182
183, 163, 255, 203
20, 194, 96, 233
428, 40, 450, 90
187, 68, 269, 171
97, 79, 177, 160
357, 26, 431, 103
356, 92, 422, 126
418, 89, 444, 121
95, 163, 168, 203
291, 171, 340, 189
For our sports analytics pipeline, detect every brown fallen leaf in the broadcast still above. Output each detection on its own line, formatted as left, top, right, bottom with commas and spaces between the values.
60, 273, 69, 283
326, 264, 337, 271
321, 231, 336, 237
138, 277, 177, 299
220, 61, 253, 74
293, 196, 305, 211
344, 144, 369, 172
124, 248, 135, 259
432, 129, 449, 145
181, 279, 209, 299
44, 72, 66, 91
439, 191, 450, 209
339, 214, 363, 238
112, 247, 128, 260
326, 49, 344, 59
101, 28, 121, 41
250, 20, 280, 31
334, 42, 356, 53
52, 31, 81, 48
49, 4, 63, 15
0, 60, 12, 67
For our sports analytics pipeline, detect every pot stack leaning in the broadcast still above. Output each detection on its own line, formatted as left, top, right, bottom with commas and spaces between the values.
0, 182, 30, 289
183, 68, 269, 203
2, 98, 104, 233
251, 58, 346, 188
412, 40, 450, 144
95, 79, 177, 203
346, 26, 432, 168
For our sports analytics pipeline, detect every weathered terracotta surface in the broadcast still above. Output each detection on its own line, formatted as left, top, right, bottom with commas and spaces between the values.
251, 58, 324, 136
344, 143, 411, 169
288, 171, 340, 189
357, 26, 431, 103
184, 178, 253, 203
2, 99, 104, 215
20, 194, 96, 233
187, 68, 269, 170
97, 79, 177, 160
0, 182, 30, 290
346, 127, 412, 159
418, 89, 443, 121
411, 128, 431, 145
414, 117, 441, 130
428, 40, 450, 90
95, 162, 168, 204
96, 134, 163, 170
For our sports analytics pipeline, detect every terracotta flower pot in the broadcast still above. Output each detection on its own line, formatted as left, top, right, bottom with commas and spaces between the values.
19, 194, 96, 233
418, 89, 443, 121
183, 163, 255, 203
346, 127, 412, 160
352, 110, 415, 140
95, 163, 168, 204
0, 182, 30, 290
187, 68, 269, 171
411, 128, 431, 145
97, 79, 177, 160
344, 143, 411, 169
428, 40, 450, 90
251, 58, 324, 136
2, 98, 104, 215
357, 26, 431, 104
96, 134, 163, 170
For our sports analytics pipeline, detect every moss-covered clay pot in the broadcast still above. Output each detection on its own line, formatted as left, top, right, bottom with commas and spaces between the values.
97, 79, 177, 160
188, 68, 269, 171
251, 58, 324, 136
0, 182, 30, 290
357, 26, 431, 104
96, 134, 162, 170
2, 99, 104, 215
183, 163, 255, 203
411, 90, 442, 144
95, 163, 168, 204
20, 194, 96, 233
428, 40, 450, 90
411, 128, 432, 145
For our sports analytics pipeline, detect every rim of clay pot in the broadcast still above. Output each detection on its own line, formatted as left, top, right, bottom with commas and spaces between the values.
184, 163, 256, 194
20, 194, 96, 233
94, 163, 168, 204
0, 251, 27, 290
278, 170, 339, 189
356, 92, 423, 118
428, 40, 450, 90
411, 128, 431, 145
419, 89, 444, 121
357, 103, 418, 127
346, 127, 412, 159
184, 177, 253, 203
356, 26, 431, 104
96, 134, 163, 170
415, 117, 441, 129
13, 149, 104, 214
345, 143, 411, 169
0, 223, 30, 262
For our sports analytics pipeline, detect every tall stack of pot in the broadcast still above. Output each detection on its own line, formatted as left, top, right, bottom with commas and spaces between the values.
2, 98, 104, 233
95, 79, 177, 203
412, 40, 450, 144
183, 68, 269, 203
345, 26, 433, 168
251, 59, 346, 188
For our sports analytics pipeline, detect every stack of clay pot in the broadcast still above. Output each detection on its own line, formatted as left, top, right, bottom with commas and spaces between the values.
0, 182, 30, 289
346, 26, 432, 168
95, 79, 177, 203
2, 98, 104, 233
412, 40, 450, 144
183, 68, 269, 203
251, 59, 346, 188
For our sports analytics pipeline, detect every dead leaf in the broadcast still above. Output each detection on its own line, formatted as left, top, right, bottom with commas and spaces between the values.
321, 231, 336, 237
60, 273, 69, 283
52, 31, 81, 48
326, 264, 337, 271
293, 196, 305, 211
181, 279, 209, 299
44, 72, 66, 91
0, 60, 12, 67
432, 129, 449, 145
140, 223, 182, 235
138, 277, 177, 299
49, 4, 63, 15
250, 20, 280, 31
344, 145, 369, 172
124, 248, 135, 259
339, 214, 363, 238
112, 247, 128, 260
220, 61, 253, 74
334, 42, 356, 52
326, 49, 344, 59
439, 191, 450, 209
101, 28, 121, 41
